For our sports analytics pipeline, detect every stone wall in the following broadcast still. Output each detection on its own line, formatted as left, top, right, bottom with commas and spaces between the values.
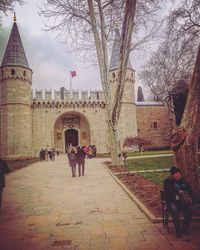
0, 66, 32, 158
109, 68, 138, 149
31, 101, 108, 155
136, 103, 171, 148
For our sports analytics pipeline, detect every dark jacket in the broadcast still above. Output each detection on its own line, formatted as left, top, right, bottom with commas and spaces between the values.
0, 158, 10, 188
76, 147, 86, 163
164, 177, 193, 205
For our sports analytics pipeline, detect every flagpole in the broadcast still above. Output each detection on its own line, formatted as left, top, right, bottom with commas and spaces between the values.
70, 74, 72, 92
70, 73, 72, 99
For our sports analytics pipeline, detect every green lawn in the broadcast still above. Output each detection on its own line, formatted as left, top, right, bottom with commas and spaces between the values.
139, 172, 169, 185
125, 155, 200, 185
97, 150, 173, 158
127, 150, 172, 157
125, 156, 173, 185
126, 156, 173, 171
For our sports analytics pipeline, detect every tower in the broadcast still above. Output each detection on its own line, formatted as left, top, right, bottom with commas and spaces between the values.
0, 14, 33, 159
109, 32, 137, 147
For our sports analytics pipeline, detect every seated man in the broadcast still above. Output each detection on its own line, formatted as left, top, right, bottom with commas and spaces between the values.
164, 166, 193, 238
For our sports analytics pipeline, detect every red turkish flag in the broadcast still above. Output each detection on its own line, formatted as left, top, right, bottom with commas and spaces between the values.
70, 71, 77, 77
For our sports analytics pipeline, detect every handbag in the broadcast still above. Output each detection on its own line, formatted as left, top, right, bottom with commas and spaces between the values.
178, 190, 192, 205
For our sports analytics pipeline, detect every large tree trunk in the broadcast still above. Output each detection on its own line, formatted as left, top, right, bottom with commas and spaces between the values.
172, 44, 200, 191
108, 123, 120, 165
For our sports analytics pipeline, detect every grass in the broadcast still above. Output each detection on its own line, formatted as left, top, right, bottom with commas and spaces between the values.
125, 154, 200, 185
126, 156, 173, 171
127, 150, 173, 157
97, 150, 173, 158
139, 172, 169, 185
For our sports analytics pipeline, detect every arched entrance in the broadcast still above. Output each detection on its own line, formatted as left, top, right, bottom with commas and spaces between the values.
54, 112, 90, 153
65, 129, 78, 147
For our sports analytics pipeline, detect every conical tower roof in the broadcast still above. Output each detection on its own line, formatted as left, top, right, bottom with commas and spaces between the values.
109, 31, 132, 71
1, 16, 29, 68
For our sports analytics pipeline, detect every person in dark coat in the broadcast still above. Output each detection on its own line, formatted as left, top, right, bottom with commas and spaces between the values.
163, 166, 193, 238
77, 146, 86, 177
68, 147, 77, 178
0, 154, 10, 209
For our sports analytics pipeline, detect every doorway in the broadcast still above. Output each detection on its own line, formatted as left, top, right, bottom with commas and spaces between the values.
65, 129, 78, 147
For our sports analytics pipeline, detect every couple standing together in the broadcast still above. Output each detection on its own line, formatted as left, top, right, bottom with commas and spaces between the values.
67, 146, 86, 178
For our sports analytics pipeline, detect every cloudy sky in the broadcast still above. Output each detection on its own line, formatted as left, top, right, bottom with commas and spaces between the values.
0, 0, 103, 92
0, 0, 154, 94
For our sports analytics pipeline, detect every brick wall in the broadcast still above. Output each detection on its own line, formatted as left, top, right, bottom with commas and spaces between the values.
136, 104, 171, 148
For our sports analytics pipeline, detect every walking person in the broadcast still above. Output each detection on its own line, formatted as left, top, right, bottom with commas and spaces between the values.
0, 153, 10, 210
164, 166, 193, 238
68, 147, 77, 178
77, 146, 86, 177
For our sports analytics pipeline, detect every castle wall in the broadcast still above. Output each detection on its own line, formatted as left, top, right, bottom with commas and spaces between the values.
136, 103, 171, 148
31, 101, 108, 155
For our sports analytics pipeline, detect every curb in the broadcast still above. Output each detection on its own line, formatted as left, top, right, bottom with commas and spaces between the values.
103, 164, 162, 223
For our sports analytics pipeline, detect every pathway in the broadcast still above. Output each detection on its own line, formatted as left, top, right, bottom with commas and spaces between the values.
0, 155, 199, 250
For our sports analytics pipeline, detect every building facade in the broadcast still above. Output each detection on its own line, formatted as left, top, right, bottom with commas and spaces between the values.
0, 19, 171, 159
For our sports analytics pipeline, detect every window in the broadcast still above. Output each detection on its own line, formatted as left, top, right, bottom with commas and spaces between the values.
152, 122, 158, 129
23, 70, 26, 77
11, 69, 15, 75
112, 72, 115, 78
1, 70, 4, 76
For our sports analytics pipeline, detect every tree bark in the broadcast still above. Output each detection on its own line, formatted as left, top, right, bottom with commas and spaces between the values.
172, 44, 200, 191
108, 123, 120, 165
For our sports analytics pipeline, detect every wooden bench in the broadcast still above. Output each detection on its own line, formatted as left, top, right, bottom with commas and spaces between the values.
160, 190, 200, 232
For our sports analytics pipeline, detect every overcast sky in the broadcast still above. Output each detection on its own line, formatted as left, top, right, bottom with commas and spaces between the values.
0, 0, 156, 94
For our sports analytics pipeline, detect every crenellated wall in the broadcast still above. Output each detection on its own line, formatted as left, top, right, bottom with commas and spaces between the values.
33, 89, 105, 102
31, 98, 108, 154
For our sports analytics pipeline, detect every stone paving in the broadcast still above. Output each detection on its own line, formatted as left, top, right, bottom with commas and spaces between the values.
0, 155, 199, 250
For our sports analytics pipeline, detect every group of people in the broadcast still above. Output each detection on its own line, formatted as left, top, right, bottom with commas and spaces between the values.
66, 146, 86, 177
39, 148, 57, 161
84, 145, 97, 158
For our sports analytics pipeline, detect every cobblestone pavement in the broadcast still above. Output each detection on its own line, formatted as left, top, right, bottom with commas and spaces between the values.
0, 155, 199, 250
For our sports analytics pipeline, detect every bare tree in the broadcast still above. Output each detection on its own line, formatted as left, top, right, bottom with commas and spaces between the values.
141, 0, 200, 190
160, 0, 200, 191
41, 0, 164, 165
140, 38, 196, 103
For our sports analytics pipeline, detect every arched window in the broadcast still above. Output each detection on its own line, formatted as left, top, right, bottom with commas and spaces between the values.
1, 70, 4, 76
112, 72, 115, 78
11, 69, 15, 75
23, 70, 26, 77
